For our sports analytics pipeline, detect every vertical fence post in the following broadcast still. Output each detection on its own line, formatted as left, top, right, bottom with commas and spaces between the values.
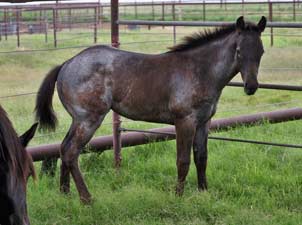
162, 2, 165, 29
111, 0, 122, 169
4, 8, 7, 41
39, 9, 42, 33
134, 0, 138, 19
97, 3, 101, 25
16, 8, 20, 47
293, 0, 296, 21
68, 8, 72, 30
269, 2, 273, 46
203, 0, 206, 21
53, 8, 57, 48
172, 3, 176, 45
100, 4, 103, 23
44, 9, 48, 43
55, 0, 59, 29
94, 6, 97, 44
152, 0, 155, 21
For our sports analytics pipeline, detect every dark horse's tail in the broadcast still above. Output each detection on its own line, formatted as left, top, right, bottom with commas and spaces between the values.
35, 65, 62, 130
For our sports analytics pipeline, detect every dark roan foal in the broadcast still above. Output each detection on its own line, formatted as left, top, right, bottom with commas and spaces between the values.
35, 16, 266, 203
0, 106, 37, 225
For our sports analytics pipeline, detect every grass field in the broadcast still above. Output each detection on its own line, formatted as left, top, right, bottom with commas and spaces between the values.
0, 19, 302, 225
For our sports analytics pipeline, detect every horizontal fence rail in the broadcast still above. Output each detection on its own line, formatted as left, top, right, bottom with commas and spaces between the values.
0, 1, 301, 8
228, 82, 302, 91
118, 20, 302, 28
120, 128, 302, 149
27, 108, 302, 161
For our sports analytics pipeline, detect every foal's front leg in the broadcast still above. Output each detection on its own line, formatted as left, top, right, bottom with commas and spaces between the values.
175, 117, 196, 196
193, 121, 210, 191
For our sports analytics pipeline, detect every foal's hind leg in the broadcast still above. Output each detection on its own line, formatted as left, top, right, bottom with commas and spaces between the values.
175, 117, 196, 196
193, 121, 210, 191
40, 157, 57, 177
60, 114, 107, 203
60, 122, 76, 194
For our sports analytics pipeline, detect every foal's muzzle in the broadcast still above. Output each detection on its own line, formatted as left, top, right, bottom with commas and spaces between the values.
244, 82, 258, 95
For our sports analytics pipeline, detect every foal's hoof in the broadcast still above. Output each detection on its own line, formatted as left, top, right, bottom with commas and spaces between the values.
60, 185, 70, 194
80, 195, 92, 205
175, 183, 185, 196
198, 183, 208, 192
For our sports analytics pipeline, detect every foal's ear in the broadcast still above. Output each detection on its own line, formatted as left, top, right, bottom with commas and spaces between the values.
258, 16, 267, 33
19, 123, 38, 147
236, 16, 245, 31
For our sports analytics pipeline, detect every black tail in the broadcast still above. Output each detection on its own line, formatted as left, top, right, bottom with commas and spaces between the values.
35, 65, 62, 130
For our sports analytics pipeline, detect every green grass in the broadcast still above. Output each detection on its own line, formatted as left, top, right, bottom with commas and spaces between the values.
27, 122, 302, 224
0, 23, 301, 224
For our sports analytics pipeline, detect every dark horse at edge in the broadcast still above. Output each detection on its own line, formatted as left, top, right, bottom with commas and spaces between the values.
35, 16, 266, 203
0, 105, 37, 225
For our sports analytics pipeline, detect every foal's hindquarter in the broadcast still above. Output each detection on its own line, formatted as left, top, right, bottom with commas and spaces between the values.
57, 33, 239, 200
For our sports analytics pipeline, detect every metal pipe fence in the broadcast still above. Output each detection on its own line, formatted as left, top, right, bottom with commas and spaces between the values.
27, 107, 302, 161
120, 128, 302, 149
0, 0, 301, 168
118, 19, 302, 28
0, 0, 302, 48
117, 19, 302, 46
111, 1, 302, 166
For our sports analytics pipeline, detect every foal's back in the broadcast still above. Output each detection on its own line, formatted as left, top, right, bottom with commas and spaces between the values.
56, 45, 192, 124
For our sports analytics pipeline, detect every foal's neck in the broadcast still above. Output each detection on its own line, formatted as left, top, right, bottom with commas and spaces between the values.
192, 32, 239, 91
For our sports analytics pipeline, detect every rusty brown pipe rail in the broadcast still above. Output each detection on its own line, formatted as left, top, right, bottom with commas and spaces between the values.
118, 20, 302, 28
119, 128, 302, 149
27, 107, 302, 161
228, 82, 302, 91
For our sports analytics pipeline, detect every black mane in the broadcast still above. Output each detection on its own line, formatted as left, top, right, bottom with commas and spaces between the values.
168, 22, 260, 52
0, 105, 34, 182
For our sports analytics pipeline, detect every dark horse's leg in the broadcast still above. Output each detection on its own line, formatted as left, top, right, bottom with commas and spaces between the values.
175, 117, 196, 196
193, 121, 210, 191
60, 114, 106, 203
40, 158, 58, 177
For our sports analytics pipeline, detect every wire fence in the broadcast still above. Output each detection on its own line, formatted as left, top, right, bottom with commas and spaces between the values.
0, 0, 302, 151
1, 0, 302, 48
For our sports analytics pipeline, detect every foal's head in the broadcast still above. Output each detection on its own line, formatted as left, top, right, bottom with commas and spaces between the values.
235, 16, 266, 95
0, 107, 37, 225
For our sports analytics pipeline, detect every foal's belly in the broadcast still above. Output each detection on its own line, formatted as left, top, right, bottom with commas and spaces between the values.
111, 102, 175, 124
